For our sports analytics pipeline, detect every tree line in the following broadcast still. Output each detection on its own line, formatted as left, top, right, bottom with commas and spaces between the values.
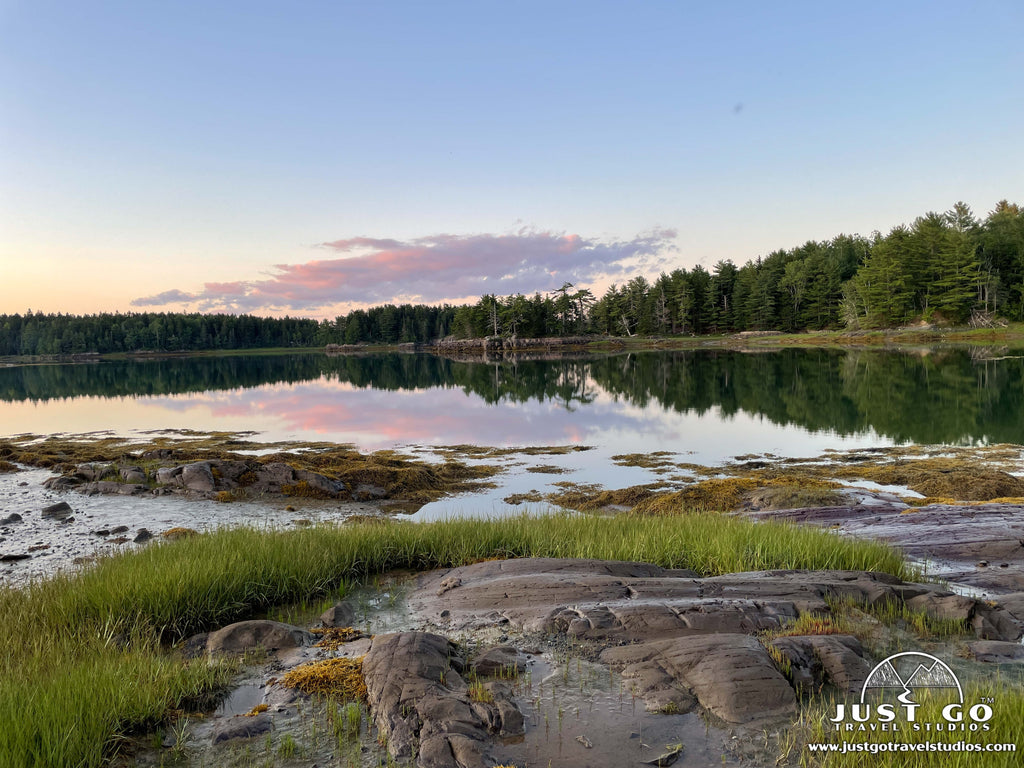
3, 200, 1022, 355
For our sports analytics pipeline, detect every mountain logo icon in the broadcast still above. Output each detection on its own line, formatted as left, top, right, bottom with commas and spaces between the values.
861, 652, 962, 705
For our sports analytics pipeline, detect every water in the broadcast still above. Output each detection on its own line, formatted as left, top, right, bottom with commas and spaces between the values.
3, 346, 1023, 523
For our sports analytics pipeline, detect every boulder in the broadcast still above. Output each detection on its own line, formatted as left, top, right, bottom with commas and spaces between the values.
320, 601, 356, 627
75, 462, 112, 481
119, 466, 147, 484
206, 620, 313, 656
156, 466, 183, 486
253, 462, 295, 491
294, 468, 345, 496
41, 501, 72, 519
470, 646, 527, 678
43, 476, 82, 491
181, 462, 216, 493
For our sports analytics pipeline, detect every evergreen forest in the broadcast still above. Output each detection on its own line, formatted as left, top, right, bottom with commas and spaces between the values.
3, 200, 1022, 356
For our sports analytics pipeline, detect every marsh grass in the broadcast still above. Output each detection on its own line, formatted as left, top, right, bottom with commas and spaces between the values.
0, 512, 910, 767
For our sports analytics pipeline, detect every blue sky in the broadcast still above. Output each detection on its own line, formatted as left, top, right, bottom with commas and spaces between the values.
1, 1, 1021, 317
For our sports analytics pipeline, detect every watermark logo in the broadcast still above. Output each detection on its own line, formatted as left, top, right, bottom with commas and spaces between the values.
830, 652, 992, 732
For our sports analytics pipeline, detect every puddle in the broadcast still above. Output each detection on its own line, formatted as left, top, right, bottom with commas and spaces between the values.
216, 680, 265, 717
490, 656, 736, 768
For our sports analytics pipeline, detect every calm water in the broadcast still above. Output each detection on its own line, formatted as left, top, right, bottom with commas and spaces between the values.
2, 347, 1022, 517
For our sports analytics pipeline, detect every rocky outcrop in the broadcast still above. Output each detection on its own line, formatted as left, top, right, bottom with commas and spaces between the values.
744, 502, 1024, 594
412, 558, 1022, 643
362, 632, 524, 768
403, 557, 1022, 738
42, 458, 346, 501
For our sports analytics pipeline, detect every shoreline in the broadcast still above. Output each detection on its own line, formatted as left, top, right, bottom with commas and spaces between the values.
3, 323, 1024, 367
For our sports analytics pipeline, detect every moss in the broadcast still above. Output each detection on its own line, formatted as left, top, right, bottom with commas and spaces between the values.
281, 480, 335, 500
611, 452, 679, 473
310, 627, 366, 651
546, 482, 663, 512
280, 657, 367, 701
503, 491, 545, 505
214, 491, 234, 503
0, 460, 19, 473
745, 485, 845, 510
236, 470, 258, 487
162, 527, 199, 540
244, 703, 268, 717
525, 464, 569, 475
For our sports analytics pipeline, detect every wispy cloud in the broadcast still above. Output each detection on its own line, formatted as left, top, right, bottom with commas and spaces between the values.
131, 228, 676, 314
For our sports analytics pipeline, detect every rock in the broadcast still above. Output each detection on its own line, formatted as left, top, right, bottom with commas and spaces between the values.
119, 466, 147, 484
320, 601, 356, 628
0, 513, 22, 525
181, 462, 216, 493
133, 528, 153, 543
768, 634, 870, 694
601, 633, 796, 724
41, 501, 72, 519
93, 529, 110, 537
74, 462, 112, 481
211, 713, 272, 744
208, 460, 253, 487
43, 476, 81, 491
81, 481, 147, 496
252, 462, 295, 491
110, 525, 129, 534
905, 592, 1022, 641
966, 640, 1024, 663
141, 448, 174, 460
646, 745, 684, 766
294, 468, 345, 496
470, 646, 527, 678
411, 558, 1022, 642
363, 631, 517, 767
206, 620, 313, 656
353, 483, 388, 501
155, 466, 183, 485
0, 553, 30, 562
180, 632, 209, 660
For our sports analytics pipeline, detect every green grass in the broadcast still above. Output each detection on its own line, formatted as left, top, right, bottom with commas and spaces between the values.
0, 511, 912, 767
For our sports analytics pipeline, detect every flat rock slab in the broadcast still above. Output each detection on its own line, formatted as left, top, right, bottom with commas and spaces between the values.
410, 558, 1020, 642
966, 640, 1024, 664
744, 502, 1024, 594
601, 633, 796, 724
362, 631, 522, 768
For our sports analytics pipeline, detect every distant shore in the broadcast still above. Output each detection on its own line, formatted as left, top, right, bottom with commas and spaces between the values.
3, 322, 1024, 367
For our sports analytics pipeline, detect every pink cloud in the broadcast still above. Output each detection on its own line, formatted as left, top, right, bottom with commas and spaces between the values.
130, 228, 677, 314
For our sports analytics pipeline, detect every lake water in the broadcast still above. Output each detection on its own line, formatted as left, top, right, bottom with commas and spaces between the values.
3, 347, 1023, 519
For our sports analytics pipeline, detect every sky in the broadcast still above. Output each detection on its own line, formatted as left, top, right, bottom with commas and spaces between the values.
1, 1, 1022, 319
